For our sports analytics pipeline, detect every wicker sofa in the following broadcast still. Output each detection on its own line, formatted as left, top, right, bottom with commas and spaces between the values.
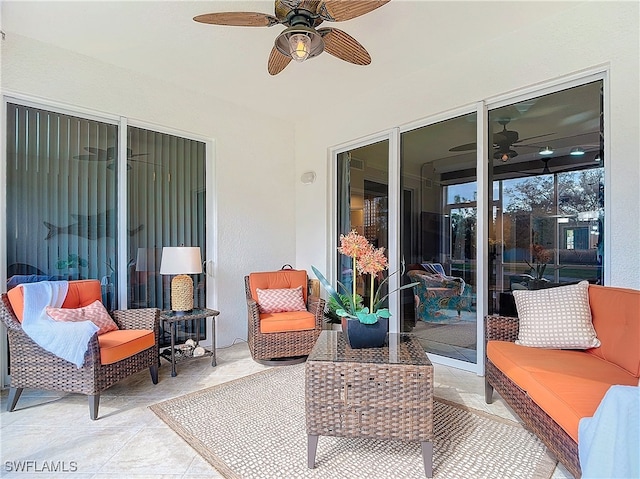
485, 284, 640, 478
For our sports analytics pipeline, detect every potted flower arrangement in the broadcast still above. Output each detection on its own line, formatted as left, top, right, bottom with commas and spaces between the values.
312, 230, 418, 348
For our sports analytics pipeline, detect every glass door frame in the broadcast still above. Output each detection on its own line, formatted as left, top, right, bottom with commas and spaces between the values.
398, 103, 488, 374
328, 130, 400, 331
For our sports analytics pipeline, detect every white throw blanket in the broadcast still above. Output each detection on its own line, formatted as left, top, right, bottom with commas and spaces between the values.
578, 385, 640, 479
21, 281, 99, 368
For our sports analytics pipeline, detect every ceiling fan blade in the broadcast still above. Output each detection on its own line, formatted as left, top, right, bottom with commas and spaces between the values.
317, 0, 390, 22
268, 46, 292, 75
449, 142, 477, 152
515, 132, 556, 144
193, 12, 280, 27
74, 154, 99, 161
318, 28, 370, 65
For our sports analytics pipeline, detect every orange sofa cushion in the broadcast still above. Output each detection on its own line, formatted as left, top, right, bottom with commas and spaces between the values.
7, 279, 102, 323
98, 329, 156, 365
488, 341, 638, 441
259, 311, 316, 333
586, 284, 640, 377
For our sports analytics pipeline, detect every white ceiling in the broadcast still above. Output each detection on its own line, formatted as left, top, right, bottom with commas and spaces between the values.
1, 1, 579, 124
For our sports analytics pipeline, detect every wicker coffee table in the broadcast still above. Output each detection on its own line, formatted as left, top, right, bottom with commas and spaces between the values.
305, 330, 434, 477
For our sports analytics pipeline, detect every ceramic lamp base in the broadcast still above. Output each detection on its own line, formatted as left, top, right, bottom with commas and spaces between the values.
171, 274, 194, 312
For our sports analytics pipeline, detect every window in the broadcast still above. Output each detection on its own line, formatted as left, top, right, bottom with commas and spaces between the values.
5, 102, 209, 349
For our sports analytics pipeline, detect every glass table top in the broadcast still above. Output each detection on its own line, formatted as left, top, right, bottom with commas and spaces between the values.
308, 330, 432, 366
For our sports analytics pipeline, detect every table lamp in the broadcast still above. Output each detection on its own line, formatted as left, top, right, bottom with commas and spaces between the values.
160, 247, 203, 314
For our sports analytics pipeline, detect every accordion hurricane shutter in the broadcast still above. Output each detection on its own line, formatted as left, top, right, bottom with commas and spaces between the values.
256, 286, 306, 314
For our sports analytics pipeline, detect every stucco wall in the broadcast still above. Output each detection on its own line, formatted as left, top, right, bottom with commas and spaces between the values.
1, 34, 297, 348
295, 1, 640, 291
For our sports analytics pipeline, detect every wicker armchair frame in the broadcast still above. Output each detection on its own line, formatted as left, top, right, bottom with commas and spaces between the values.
0, 294, 160, 420
244, 276, 325, 364
485, 314, 581, 478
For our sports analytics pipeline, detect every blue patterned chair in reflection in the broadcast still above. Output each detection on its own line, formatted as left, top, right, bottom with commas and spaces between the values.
407, 268, 469, 322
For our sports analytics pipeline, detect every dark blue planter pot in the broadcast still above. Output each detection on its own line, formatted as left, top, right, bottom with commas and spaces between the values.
341, 316, 389, 349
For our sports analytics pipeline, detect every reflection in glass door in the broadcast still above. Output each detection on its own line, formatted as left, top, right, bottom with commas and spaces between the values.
335, 140, 389, 323
400, 113, 478, 365
488, 81, 604, 316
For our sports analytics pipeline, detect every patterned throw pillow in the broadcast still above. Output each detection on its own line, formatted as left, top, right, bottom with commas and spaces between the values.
513, 280, 600, 349
256, 286, 306, 314
46, 300, 118, 335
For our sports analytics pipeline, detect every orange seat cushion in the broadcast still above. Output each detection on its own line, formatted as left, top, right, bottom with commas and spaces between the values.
7, 279, 102, 323
586, 284, 640, 377
98, 329, 155, 365
488, 341, 638, 441
259, 311, 316, 333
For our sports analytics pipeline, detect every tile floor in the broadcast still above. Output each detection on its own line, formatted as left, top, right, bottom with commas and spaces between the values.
0, 341, 573, 478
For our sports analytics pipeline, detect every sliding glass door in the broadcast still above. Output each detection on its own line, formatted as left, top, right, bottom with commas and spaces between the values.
5, 102, 209, 332
332, 75, 605, 373
400, 113, 478, 365
488, 81, 604, 316
334, 140, 390, 324
126, 126, 207, 346
5, 103, 118, 304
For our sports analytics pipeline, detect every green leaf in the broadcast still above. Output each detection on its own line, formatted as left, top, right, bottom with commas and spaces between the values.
373, 282, 419, 311
336, 308, 355, 318
375, 308, 391, 319
355, 309, 378, 324
311, 265, 348, 312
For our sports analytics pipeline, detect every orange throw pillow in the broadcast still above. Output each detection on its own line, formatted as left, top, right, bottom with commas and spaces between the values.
46, 300, 118, 335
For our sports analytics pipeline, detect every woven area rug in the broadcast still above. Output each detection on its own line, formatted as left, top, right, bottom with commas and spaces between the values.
150, 365, 556, 479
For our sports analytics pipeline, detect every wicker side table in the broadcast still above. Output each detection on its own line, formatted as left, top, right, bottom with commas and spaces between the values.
305, 330, 434, 477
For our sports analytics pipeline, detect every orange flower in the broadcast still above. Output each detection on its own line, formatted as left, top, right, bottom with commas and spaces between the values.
338, 230, 372, 259
357, 247, 388, 275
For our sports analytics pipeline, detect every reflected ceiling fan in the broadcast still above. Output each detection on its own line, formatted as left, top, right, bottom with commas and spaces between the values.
449, 118, 554, 162
74, 147, 154, 170
193, 0, 390, 75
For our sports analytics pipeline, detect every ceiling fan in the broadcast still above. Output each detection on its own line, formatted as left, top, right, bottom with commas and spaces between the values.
74, 147, 152, 170
449, 118, 554, 162
193, 0, 390, 75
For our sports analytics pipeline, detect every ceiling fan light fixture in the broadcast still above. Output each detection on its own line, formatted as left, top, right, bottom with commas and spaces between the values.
539, 146, 554, 156
289, 33, 310, 61
275, 26, 324, 63
570, 147, 585, 156
494, 149, 517, 162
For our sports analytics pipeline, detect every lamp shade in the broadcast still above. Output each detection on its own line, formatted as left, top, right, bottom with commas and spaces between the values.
160, 247, 203, 275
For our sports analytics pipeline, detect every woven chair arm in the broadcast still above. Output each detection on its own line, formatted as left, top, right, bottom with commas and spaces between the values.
485, 314, 520, 342
112, 308, 160, 332
246, 298, 261, 331
307, 296, 326, 329
0, 294, 23, 332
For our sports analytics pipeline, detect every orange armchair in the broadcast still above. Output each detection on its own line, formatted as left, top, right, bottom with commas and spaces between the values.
1, 279, 159, 420
244, 269, 325, 364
